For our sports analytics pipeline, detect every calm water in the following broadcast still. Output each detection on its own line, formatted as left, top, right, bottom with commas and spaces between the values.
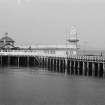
0, 67, 105, 105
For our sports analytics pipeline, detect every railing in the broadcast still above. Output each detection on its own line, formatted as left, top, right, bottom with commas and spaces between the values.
0, 50, 66, 57
0, 50, 105, 62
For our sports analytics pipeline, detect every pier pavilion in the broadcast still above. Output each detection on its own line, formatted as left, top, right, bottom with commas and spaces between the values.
0, 33, 19, 50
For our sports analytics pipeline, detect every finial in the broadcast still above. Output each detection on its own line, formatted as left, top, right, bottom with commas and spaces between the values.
5, 32, 8, 37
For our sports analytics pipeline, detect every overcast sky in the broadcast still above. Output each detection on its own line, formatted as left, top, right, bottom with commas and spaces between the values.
0, 0, 105, 49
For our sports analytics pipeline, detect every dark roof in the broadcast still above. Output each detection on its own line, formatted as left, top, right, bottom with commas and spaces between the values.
0, 42, 19, 50
67, 39, 79, 43
0, 36, 15, 43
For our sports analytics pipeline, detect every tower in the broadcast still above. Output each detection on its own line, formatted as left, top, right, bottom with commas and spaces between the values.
66, 25, 79, 56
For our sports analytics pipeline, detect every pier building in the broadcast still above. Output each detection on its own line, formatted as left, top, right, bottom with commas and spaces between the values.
0, 33, 19, 50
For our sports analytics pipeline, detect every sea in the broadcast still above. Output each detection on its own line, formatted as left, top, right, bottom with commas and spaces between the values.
0, 67, 105, 105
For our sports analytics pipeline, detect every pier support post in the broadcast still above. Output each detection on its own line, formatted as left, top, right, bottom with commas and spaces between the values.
54, 58, 56, 72
79, 61, 83, 76
92, 62, 95, 77
94, 62, 98, 77
55, 58, 57, 72
56, 59, 59, 72
73, 61, 76, 75
98, 63, 103, 78
74, 61, 78, 75
0, 55, 2, 66
84, 62, 88, 76
48, 58, 50, 69
67, 59, 70, 75
87, 62, 89, 76
88, 62, 92, 76
18, 56, 19, 68
8, 55, 10, 67
47, 57, 49, 68
58, 58, 60, 72
71, 61, 74, 75
83, 62, 85, 76
27, 56, 29, 67
103, 63, 105, 78
65, 58, 67, 75
69, 60, 71, 75
52, 58, 54, 72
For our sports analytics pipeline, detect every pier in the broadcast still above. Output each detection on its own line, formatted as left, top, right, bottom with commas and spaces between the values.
0, 32, 105, 78
0, 51, 105, 78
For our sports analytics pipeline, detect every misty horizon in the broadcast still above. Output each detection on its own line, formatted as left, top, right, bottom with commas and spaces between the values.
0, 0, 105, 49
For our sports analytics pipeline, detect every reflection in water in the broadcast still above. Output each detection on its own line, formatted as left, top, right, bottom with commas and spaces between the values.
0, 67, 105, 105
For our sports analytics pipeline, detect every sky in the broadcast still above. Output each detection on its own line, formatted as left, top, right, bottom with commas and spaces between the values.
0, 0, 105, 49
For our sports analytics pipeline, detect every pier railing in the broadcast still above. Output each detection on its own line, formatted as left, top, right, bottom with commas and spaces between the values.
0, 50, 105, 63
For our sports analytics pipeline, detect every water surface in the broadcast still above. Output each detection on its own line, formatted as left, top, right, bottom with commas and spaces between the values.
0, 67, 105, 105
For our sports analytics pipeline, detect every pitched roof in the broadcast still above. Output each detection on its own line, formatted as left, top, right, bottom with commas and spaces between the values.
0, 36, 15, 43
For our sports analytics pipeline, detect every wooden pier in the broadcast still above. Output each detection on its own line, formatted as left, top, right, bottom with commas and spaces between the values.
0, 51, 105, 78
